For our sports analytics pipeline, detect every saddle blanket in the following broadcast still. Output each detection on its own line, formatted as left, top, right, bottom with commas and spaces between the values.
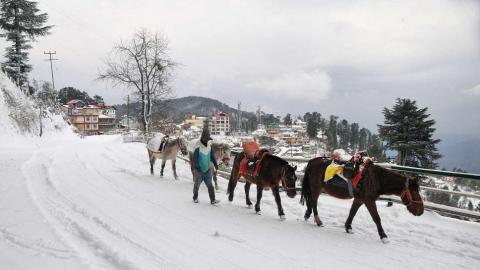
239, 151, 270, 177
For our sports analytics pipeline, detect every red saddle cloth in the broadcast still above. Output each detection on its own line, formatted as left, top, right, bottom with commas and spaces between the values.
239, 150, 270, 177
351, 157, 372, 188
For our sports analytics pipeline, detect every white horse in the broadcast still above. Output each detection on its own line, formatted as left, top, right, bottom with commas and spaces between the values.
147, 136, 188, 179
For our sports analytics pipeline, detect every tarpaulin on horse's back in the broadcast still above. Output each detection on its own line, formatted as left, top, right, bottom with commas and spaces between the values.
147, 133, 165, 152
242, 140, 259, 159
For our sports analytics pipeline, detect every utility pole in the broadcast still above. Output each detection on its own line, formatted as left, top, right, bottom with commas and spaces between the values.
127, 95, 130, 131
44, 51, 58, 90
237, 102, 242, 133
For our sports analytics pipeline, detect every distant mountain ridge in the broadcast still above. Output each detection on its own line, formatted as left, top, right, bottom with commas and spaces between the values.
114, 96, 256, 123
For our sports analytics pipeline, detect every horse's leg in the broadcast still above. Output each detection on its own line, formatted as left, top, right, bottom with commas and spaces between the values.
272, 185, 285, 219
149, 151, 155, 175
213, 167, 219, 190
172, 159, 178, 180
345, 198, 364, 234
364, 199, 388, 242
254, 184, 264, 214
304, 197, 312, 221
311, 196, 323, 227
160, 159, 166, 177
227, 169, 239, 202
244, 182, 252, 207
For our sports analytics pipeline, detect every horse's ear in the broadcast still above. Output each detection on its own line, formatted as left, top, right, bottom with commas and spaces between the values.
293, 165, 297, 171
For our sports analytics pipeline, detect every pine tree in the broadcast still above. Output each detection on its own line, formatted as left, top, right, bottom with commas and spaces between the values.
0, 0, 52, 88
337, 119, 350, 149
327, 115, 338, 150
57, 87, 94, 105
306, 118, 318, 139
378, 98, 441, 168
283, 113, 292, 126
359, 128, 370, 150
350, 122, 360, 150
93, 95, 104, 105
367, 134, 387, 162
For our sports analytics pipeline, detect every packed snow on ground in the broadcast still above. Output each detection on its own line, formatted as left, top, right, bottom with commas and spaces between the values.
1, 134, 480, 270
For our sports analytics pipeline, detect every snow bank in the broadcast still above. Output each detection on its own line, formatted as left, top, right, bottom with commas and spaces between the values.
0, 71, 74, 143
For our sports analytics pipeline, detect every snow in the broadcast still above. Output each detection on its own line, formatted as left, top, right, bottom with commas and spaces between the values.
1, 134, 479, 270
1, 73, 480, 269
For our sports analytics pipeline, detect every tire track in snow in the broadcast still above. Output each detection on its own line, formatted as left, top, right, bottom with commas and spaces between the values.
23, 148, 180, 270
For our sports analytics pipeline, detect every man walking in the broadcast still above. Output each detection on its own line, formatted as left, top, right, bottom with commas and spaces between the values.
191, 128, 220, 204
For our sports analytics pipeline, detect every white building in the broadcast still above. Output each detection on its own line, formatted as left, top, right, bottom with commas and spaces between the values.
210, 112, 230, 135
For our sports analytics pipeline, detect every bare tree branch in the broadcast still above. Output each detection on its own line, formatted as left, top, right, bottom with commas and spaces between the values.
97, 29, 175, 134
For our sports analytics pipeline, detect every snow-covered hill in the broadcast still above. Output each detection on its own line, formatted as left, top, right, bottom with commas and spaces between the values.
0, 71, 73, 142
1, 134, 480, 270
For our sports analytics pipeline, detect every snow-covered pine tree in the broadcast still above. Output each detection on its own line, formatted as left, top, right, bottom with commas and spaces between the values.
378, 98, 441, 168
0, 0, 51, 88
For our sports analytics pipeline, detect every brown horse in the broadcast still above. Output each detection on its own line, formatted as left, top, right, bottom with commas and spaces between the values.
301, 157, 424, 242
227, 150, 298, 219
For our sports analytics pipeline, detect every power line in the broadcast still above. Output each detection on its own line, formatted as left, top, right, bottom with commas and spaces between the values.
44, 51, 58, 90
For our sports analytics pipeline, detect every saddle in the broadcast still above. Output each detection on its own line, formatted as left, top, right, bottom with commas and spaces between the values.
158, 136, 169, 152
325, 151, 372, 197
239, 149, 271, 177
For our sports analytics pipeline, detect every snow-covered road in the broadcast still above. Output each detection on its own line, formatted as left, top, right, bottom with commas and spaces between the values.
1, 135, 480, 270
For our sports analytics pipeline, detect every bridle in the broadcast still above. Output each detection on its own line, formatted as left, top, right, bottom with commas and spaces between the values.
281, 166, 297, 192
177, 138, 187, 155
400, 177, 423, 207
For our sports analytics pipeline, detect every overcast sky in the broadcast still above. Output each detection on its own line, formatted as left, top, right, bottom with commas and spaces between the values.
2, 0, 479, 139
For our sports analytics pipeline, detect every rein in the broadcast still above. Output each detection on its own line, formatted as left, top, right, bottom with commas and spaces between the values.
281, 166, 296, 192
399, 178, 422, 207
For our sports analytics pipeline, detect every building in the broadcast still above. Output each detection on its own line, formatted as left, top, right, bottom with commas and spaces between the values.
184, 113, 206, 129
62, 100, 100, 135
210, 112, 230, 135
98, 105, 117, 133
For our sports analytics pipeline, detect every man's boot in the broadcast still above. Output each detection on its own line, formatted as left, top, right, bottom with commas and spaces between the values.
208, 186, 220, 204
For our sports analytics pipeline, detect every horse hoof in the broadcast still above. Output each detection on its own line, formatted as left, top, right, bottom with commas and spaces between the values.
314, 216, 323, 227
279, 215, 286, 220
256, 211, 261, 215
381, 237, 389, 244
346, 228, 353, 234
247, 204, 253, 209
304, 216, 310, 221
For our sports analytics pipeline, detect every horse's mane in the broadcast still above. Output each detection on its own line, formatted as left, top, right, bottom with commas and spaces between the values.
370, 164, 408, 183
165, 137, 185, 146
211, 142, 230, 149
265, 153, 289, 166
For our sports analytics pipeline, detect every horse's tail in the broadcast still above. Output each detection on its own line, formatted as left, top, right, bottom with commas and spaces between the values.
300, 159, 313, 205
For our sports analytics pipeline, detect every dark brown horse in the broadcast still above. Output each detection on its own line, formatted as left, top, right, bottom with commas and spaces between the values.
227, 150, 298, 219
301, 157, 424, 242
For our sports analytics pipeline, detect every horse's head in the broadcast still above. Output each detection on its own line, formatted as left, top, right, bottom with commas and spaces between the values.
177, 137, 188, 156
283, 164, 298, 198
212, 143, 231, 166
220, 145, 231, 166
400, 176, 424, 216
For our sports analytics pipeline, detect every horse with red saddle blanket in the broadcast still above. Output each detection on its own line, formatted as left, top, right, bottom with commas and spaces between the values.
301, 150, 424, 242
227, 141, 298, 219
